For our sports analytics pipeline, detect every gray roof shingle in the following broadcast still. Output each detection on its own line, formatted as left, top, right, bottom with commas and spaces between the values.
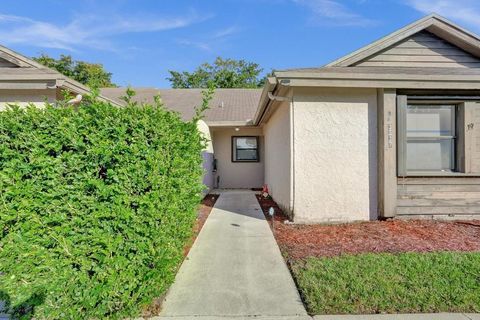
100, 88, 262, 124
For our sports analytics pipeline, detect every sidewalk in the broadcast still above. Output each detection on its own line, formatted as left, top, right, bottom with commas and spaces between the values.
154, 313, 479, 319
158, 190, 307, 318
313, 314, 479, 320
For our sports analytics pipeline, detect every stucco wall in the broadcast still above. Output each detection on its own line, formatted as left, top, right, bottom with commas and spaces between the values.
263, 100, 292, 215
292, 87, 378, 223
0, 89, 56, 110
211, 127, 264, 189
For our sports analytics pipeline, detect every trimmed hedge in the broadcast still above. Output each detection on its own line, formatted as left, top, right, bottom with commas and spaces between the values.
0, 91, 210, 319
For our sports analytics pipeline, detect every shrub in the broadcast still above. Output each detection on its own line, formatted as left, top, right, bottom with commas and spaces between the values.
0, 90, 211, 319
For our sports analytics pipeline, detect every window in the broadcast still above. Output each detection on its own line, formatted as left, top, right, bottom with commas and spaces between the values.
405, 105, 456, 173
232, 136, 259, 162
398, 97, 480, 176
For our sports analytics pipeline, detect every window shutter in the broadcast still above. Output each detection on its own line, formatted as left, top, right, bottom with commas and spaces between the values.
464, 102, 480, 173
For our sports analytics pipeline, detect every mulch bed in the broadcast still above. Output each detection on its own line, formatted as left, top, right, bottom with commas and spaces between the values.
194, 194, 219, 234
255, 194, 480, 260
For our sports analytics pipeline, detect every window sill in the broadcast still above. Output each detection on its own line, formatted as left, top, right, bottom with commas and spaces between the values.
400, 172, 480, 177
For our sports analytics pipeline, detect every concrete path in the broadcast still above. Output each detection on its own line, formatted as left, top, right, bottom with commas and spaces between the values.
154, 314, 479, 320
158, 190, 307, 318
312, 314, 480, 320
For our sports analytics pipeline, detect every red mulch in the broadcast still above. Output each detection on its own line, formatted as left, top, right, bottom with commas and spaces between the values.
255, 194, 480, 260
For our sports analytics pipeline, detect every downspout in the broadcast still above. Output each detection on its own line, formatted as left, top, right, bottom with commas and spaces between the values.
289, 95, 295, 218
257, 78, 296, 218
265, 90, 295, 219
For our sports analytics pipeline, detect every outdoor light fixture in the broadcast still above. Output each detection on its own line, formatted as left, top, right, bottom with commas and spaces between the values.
235, 127, 240, 131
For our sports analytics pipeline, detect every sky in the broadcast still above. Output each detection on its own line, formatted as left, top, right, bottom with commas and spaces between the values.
2, 0, 480, 88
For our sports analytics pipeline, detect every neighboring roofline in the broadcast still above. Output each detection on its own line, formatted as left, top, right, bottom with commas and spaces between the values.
0, 44, 122, 106
326, 13, 480, 67
0, 44, 47, 68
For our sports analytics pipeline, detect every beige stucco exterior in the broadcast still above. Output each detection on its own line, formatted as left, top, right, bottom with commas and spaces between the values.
0, 89, 57, 110
263, 99, 292, 216
291, 87, 378, 223
210, 127, 264, 189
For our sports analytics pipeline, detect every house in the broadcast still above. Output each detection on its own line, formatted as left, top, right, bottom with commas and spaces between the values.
103, 14, 480, 223
3, 14, 480, 223
0, 44, 118, 110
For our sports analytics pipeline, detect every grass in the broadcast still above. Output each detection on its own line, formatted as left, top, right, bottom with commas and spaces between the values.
290, 252, 480, 315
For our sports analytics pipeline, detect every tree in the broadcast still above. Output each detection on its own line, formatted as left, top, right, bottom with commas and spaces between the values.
167, 57, 267, 88
33, 54, 116, 88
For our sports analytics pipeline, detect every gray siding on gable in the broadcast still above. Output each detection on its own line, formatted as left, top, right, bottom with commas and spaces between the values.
355, 31, 480, 68
0, 57, 18, 68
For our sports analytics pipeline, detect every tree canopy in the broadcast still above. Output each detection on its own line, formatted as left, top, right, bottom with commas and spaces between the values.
167, 57, 267, 88
33, 54, 116, 88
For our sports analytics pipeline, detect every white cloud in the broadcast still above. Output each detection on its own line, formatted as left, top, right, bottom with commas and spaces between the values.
0, 11, 211, 51
405, 0, 480, 31
293, 0, 376, 27
177, 39, 212, 52
212, 26, 241, 39
177, 25, 240, 52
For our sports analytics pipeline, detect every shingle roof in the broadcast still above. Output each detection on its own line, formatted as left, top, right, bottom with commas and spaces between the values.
100, 88, 262, 124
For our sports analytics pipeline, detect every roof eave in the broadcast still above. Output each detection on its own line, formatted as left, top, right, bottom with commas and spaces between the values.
253, 77, 277, 125
273, 71, 480, 90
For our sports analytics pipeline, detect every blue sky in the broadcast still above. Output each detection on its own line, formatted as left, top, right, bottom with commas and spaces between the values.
2, 0, 480, 88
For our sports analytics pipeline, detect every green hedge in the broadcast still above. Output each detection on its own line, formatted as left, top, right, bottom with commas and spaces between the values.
0, 92, 209, 319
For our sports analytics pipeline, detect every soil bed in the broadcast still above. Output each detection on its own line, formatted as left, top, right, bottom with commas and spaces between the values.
255, 194, 480, 260
193, 194, 219, 239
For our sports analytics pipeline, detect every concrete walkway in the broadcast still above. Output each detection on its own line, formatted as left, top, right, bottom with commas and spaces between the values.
158, 190, 307, 318
312, 314, 480, 320
153, 315, 479, 320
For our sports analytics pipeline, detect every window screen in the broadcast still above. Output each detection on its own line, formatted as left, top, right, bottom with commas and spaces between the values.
232, 137, 259, 162
405, 105, 456, 172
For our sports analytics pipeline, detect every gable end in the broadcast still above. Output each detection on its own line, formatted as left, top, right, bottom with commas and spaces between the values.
0, 57, 20, 68
354, 31, 480, 68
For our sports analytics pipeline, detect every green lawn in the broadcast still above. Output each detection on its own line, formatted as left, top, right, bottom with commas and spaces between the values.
290, 252, 480, 315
